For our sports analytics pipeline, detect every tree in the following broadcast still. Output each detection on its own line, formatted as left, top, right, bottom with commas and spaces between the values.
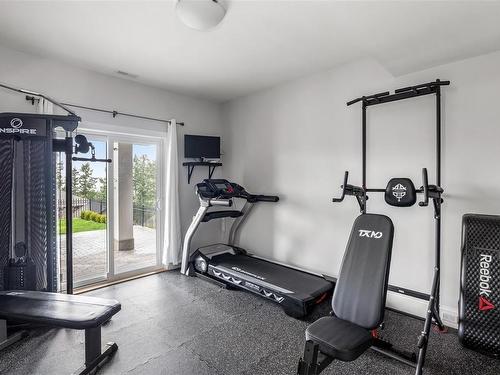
56, 160, 65, 193
133, 154, 156, 207
95, 177, 107, 201
75, 163, 98, 199
72, 167, 80, 194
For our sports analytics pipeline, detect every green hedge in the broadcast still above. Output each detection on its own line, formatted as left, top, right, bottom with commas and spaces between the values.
80, 210, 107, 224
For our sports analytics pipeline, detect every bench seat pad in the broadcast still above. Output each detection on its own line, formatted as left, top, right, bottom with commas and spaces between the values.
305, 316, 372, 362
0, 291, 121, 330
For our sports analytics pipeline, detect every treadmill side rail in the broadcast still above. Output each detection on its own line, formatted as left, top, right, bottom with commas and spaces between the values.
181, 204, 209, 275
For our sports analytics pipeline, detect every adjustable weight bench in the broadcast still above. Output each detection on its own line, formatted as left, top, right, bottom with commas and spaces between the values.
298, 214, 394, 374
0, 290, 121, 375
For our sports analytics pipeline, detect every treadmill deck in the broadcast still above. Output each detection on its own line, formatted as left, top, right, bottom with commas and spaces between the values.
208, 252, 332, 301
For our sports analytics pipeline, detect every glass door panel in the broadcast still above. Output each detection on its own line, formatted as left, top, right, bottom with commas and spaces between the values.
112, 141, 160, 274
57, 132, 162, 291
57, 138, 108, 289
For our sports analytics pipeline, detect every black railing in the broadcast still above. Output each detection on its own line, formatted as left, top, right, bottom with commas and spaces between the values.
133, 205, 156, 229
89, 199, 107, 214
57, 198, 155, 228
57, 198, 93, 218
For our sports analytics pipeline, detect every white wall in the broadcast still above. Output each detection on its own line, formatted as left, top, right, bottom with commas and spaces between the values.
0, 45, 224, 251
4, 41, 499, 325
221, 51, 500, 326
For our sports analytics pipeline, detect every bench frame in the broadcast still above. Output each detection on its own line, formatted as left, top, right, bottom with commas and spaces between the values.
297, 341, 333, 375
0, 319, 118, 375
0, 319, 27, 351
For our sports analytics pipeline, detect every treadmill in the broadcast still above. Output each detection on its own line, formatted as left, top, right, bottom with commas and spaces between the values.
181, 179, 333, 318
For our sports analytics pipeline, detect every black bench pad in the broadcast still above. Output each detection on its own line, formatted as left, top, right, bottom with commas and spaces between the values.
305, 316, 372, 362
0, 291, 121, 330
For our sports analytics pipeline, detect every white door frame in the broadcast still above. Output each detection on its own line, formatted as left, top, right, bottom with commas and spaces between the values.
108, 134, 165, 277
71, 132, 109, 289
76, 122, 167, 285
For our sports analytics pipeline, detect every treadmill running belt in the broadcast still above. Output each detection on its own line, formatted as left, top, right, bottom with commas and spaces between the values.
210, 253, 332, 300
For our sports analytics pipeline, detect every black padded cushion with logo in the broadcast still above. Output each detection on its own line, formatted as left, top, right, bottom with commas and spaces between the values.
305, 316, 372, 361
385, 178, 416, 207
459, 214, 500, 356
0, 291, 121, 330
304, 214, 393, 362
332, 214, 394, 329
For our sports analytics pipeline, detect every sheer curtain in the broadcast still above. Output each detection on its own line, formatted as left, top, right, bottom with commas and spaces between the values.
162, 119, 182, 266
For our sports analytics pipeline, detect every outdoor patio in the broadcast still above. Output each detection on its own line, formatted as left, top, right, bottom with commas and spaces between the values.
59, 225, 157, 288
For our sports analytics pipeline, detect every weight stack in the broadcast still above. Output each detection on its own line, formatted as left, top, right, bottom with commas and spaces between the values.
459, 214, 500, 357
4, 259, 37, 290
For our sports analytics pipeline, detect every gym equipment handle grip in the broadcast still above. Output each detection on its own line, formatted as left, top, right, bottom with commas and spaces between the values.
253, 195, 279, 203
332, 171, 349, 202
209, 199, 232, 207
419, 168, 429, 207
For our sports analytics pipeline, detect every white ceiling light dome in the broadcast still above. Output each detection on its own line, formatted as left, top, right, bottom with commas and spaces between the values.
176, 0, 227, 31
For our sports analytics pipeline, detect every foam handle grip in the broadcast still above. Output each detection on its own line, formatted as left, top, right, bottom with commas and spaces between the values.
254, 195, 279, 202
332, 171, 349, 202
419, 168, 429, 207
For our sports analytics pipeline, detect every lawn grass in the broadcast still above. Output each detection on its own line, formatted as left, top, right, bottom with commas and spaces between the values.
58, 218, 106, 234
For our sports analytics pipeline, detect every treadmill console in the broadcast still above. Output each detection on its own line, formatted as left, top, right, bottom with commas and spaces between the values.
196, 179, 244, 199
196, 179, 279, 203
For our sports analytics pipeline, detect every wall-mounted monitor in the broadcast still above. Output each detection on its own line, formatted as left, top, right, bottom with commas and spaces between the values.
184, 134, 220, 159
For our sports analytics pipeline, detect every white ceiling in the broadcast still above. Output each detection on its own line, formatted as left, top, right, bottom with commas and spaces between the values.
0, 1, 499, 102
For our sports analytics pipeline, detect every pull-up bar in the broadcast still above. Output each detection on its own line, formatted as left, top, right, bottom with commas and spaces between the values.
346, 91, 389, 106
347, 79, 450, 107
395, 80, 450, 94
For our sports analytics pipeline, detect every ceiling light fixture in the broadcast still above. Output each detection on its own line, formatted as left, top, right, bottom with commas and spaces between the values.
176, 0, 227, 31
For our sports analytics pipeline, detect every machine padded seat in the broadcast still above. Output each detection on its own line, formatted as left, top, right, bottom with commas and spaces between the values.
305, 316, 372, 362
0, 291, 121, 330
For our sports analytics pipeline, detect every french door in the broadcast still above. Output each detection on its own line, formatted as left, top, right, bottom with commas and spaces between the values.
62, 131, 164, 289
108, 136, 163, 279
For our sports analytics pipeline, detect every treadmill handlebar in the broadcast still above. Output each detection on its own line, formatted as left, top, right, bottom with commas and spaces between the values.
248, 194, 279, 203
196, 180, 278, 204
209, 199, 232, 207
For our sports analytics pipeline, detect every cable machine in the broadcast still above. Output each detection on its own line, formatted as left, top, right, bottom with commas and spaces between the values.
0, 82, 110, 294
330, 79, 450, 374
